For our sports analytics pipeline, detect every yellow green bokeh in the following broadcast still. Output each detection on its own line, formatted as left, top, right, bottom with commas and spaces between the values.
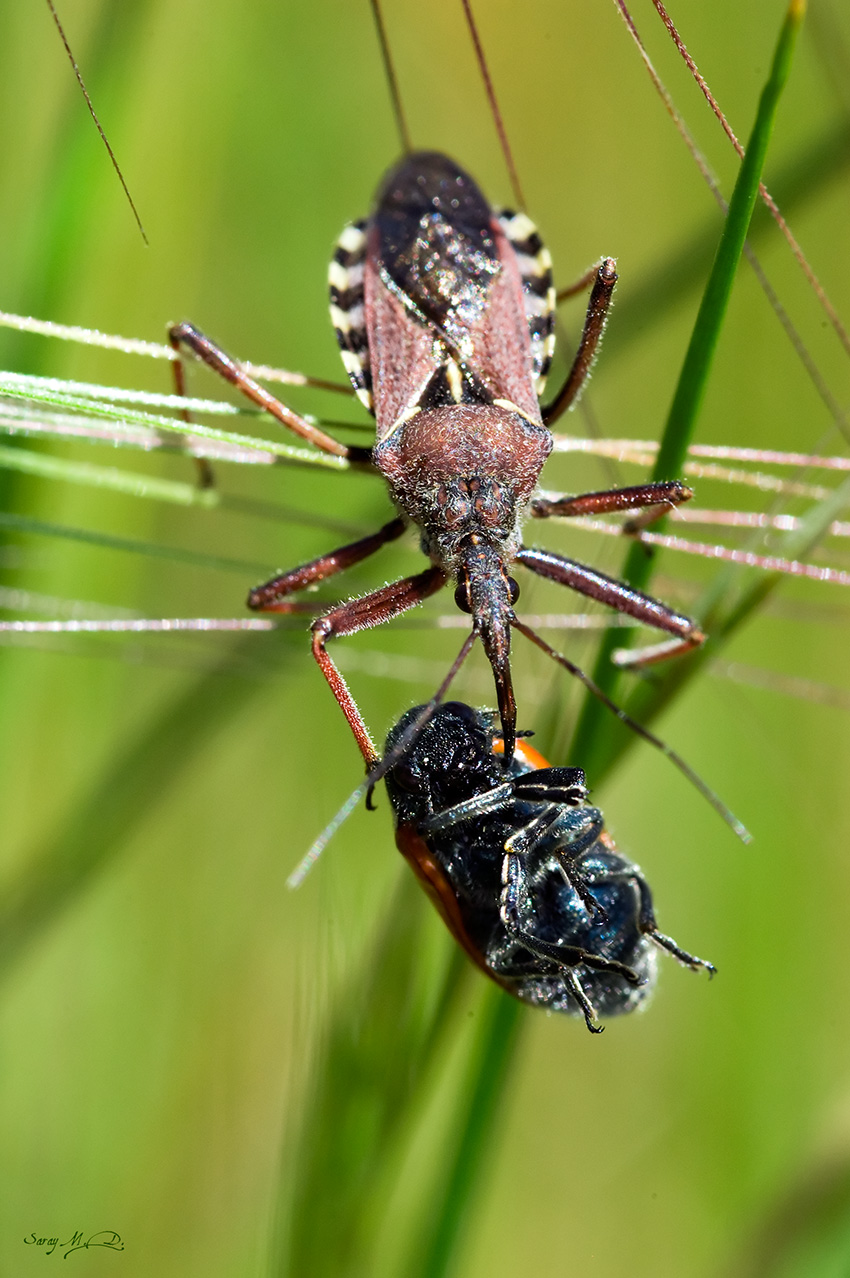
0, 1, 848, 1275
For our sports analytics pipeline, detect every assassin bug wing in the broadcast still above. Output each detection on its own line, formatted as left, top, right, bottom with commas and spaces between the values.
329, 162, 557, 419
366, 152, 546, 433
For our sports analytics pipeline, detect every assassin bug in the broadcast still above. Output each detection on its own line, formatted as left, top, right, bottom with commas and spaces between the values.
383, 701, 715, 1031
169, 149, 701, 764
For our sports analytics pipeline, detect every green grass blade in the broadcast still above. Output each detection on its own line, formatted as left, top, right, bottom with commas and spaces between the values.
609, 471, 850, 774
409, 990, 523, 1278
387, 7, 810, 1271
0, 381, 349, 470
0, 441, 219, 507
572, 0, 806, 776
272, 877, 473, 1277
607, 117, 850, 365
0, 510, 273, 577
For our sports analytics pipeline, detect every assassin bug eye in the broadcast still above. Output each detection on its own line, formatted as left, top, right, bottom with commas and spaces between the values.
454, 582, 473, 614
508, 577, 520, 606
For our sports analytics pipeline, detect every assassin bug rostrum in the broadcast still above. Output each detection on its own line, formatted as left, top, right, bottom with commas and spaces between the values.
170, 149, 702, 765
384, 701, 714, 1032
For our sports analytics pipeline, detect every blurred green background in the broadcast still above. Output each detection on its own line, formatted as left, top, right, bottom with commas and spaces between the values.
0, 0, 848, 1274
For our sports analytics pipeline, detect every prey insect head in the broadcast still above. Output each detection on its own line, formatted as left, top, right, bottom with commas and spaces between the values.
384, 700, 501, 819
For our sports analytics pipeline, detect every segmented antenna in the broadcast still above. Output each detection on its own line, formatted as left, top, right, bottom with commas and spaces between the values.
368, 0, 413, 154
45, 0, 148, 245
460, 0, 525, 210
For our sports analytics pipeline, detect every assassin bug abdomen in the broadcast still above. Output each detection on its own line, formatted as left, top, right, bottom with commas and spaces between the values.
384, 702, 715, 1032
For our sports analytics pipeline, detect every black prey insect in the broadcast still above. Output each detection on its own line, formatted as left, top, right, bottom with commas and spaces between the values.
383, 701, 714, 1031
169, 151, 703, 765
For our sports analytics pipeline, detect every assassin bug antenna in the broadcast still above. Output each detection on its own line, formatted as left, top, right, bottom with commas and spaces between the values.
45, 0, 148, 246
459, 0, 526, 210
368, 0, 413, 155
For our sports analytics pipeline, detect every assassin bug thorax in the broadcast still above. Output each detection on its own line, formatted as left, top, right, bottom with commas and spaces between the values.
384, 702, 715, 1032
170, 150, 702, 764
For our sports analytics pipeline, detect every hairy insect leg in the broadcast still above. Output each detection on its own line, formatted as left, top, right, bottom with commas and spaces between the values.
516, 545, 705, 662
648, 927, 716, 974
542, 257, 618, 425
247, 517, 406, 610
488, 946, 604, 1033
169, 322, 371, 461
311, 566, 448, 766
531, 480, 693, 522
564, 971, 605, 1032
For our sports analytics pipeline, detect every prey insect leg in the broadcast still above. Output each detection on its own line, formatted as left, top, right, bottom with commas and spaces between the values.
598, 865, 715, 973
542, 258, 618, 425
310, 566, 448, 767
169, 322, 371, 462
626, 872, 716, 973
499, 852, 642, 982
515, 545, 705, 664
506, 804, 606, 909
421, 767, 586, 833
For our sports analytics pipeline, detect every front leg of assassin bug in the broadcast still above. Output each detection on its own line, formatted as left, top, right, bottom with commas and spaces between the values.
309, 566, 448, 766
249, 545, 446, 766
